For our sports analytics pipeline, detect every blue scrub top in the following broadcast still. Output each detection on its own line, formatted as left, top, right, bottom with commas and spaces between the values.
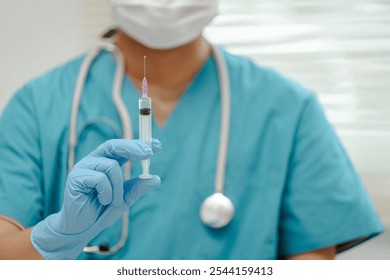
0, 49, 383, 259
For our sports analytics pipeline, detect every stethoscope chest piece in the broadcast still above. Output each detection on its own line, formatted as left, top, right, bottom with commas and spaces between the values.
200, 193, 235, 229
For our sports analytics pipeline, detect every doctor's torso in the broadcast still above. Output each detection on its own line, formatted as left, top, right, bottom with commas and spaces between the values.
2, 50, 332, 259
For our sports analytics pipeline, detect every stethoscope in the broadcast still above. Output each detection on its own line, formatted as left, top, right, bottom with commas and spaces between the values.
68, 41, 234, 255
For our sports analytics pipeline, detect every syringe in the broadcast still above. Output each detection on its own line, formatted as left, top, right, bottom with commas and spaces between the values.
139, 56, 153, 179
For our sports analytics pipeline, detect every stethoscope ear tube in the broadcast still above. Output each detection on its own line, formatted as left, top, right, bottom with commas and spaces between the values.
199, 46, 235, 229
69, 44, 132, 255
210, 45, 230, 195
68, 47, 102, 171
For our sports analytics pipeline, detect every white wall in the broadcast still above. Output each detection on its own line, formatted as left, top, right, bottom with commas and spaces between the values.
0, 0, 108, 110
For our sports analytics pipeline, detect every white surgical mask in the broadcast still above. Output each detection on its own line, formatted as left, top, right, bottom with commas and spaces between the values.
109, 0, 218, 49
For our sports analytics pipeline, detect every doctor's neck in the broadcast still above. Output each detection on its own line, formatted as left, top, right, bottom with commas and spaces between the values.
115, 29, 211, 101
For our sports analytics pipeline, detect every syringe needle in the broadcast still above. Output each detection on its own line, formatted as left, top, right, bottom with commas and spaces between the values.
144, 56, 146, 78
142, 56, 148, 97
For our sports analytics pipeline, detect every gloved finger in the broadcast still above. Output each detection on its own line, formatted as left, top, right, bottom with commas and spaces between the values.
69, 168, 113, 205
77, 157, 123, 207
123, 175, 161, 207
91, 139, 161, 165
151, 138, 162, 152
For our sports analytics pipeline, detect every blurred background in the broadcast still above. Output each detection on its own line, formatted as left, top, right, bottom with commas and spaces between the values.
0, 0, 389, 259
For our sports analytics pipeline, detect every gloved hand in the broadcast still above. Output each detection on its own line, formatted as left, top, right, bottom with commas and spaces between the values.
31, 139, 161, 259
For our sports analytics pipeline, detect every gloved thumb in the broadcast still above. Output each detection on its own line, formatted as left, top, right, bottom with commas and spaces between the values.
123, 175, 160, 206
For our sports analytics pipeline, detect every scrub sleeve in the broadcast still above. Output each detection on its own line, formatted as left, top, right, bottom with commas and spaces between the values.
278, 93, 383, 257
0, 85, 44, 228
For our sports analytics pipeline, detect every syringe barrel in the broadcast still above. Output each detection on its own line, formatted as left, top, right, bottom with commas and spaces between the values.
139, 96, 152, 144
139, 96, 151, 112
139, 96, 152, 179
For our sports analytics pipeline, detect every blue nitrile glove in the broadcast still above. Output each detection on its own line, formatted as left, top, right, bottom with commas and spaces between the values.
31, 139, 161, 259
